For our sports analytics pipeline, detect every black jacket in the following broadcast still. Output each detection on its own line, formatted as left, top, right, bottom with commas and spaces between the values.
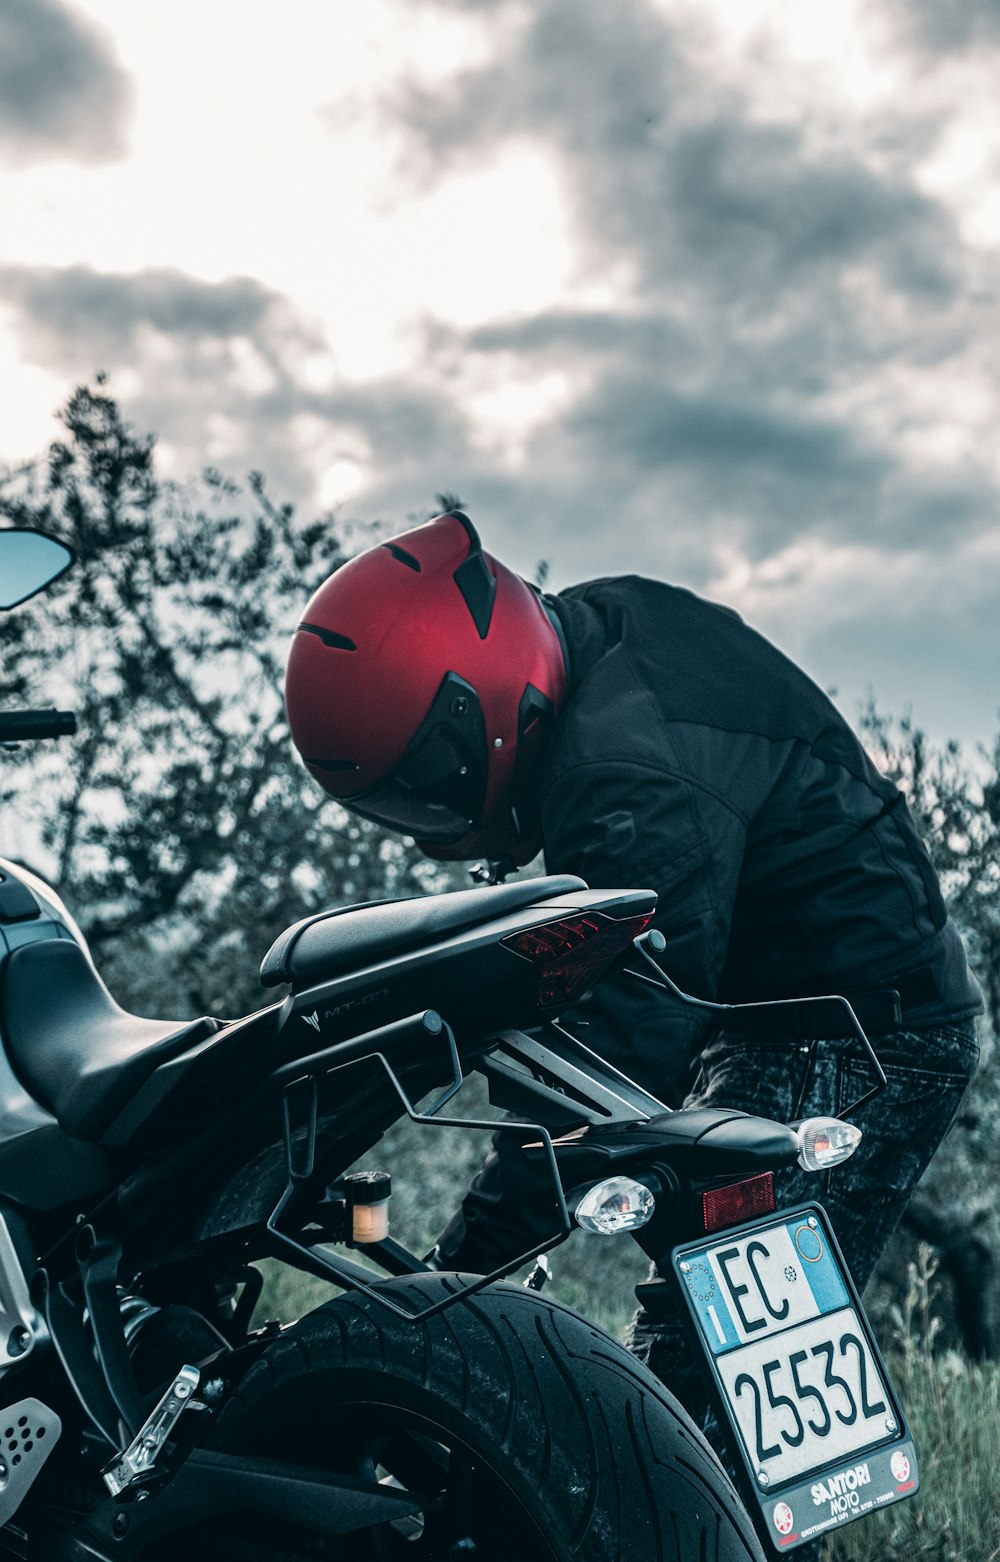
541, 577, 982, 1100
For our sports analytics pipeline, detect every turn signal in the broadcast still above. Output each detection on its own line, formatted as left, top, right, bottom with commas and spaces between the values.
574, 1176, 656, 1234
796, 1117, 862, 1171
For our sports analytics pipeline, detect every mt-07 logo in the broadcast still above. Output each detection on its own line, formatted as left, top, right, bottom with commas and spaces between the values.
300, 987, 390, 1031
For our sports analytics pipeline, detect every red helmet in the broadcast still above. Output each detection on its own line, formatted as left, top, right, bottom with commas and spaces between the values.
284, 511, 567, 864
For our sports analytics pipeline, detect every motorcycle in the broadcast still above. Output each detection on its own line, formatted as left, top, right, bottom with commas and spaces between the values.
0, 527, 917, 1560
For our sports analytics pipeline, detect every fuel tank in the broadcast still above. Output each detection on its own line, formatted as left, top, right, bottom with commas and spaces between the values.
0, 857, 87, 959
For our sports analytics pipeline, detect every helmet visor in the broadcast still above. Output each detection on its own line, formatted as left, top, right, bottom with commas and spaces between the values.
344, 672, 488, 843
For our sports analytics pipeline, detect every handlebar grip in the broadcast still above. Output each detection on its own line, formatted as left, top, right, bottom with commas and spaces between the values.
0, 709, 77, 742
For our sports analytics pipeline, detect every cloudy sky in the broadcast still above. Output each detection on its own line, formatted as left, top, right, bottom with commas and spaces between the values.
2, 0, 999, 747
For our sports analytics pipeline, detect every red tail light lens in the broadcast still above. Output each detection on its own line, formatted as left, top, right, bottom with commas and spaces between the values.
502, 911, 654, 1007
702, 1172, 775, 1235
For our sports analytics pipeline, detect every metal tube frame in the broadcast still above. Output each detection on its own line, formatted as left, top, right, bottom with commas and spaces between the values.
265, 1009, 574, 1323
626, 931, 888, 1118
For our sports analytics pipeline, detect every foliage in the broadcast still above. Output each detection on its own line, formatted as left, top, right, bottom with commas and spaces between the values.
854, 702, 1000, 1355
0, 383, 458, 1016
857, 700, 1000, 1029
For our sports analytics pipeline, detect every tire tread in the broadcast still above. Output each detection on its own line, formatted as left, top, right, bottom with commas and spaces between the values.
213, 1274, 765, 1562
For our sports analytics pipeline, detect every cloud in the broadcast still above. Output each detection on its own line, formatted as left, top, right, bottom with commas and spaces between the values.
0, 263, 319, 489
3, 0, 998, 746
660, 120, 959, 303
712, 529, 1000, 744
0, 259, 475, 518
0, 0, 132, 166
886, 0, 1000, 56
390, 0, 959, 302
379, 1, 998, 556
361, 0, 1000, 742
0, 265, 285, 358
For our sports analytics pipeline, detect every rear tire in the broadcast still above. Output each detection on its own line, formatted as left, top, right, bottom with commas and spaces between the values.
149, 1273, 764, 1561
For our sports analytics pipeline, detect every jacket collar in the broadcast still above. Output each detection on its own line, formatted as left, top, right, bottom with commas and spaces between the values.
547, 588, 609, 696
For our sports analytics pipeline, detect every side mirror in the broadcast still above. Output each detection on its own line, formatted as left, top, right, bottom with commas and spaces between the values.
0, 529, 75, 609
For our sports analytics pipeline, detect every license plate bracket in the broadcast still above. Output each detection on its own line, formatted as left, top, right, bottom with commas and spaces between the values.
671, 1203, 918, 1553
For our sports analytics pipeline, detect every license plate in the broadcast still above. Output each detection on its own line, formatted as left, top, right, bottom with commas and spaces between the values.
672, 1204, 918, 1553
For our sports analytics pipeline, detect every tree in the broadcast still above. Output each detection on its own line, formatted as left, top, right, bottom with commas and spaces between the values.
857, 702, 1000, 1029
0, 383, 457, 1017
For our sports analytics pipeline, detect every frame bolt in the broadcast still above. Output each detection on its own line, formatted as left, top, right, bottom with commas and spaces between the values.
113, 1511, 129, 1536
679, 1261, 691, 1274
885, 1416, 897, 1433
757, 1470, 769, 1487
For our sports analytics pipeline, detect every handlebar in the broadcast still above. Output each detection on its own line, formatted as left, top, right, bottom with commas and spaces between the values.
0, 708, 77, 743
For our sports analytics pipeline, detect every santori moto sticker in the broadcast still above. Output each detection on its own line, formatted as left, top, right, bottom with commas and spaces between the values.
811, 1463, 872, 1507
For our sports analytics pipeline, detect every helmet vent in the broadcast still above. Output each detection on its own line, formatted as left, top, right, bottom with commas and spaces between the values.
451, 518, 496, 640
305, 758, 359, 773
383, 543, 422, 572
298, 623, 357, 651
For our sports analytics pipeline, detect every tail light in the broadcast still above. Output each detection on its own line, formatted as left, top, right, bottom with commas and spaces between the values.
502, 911, 654, 1007
702, 1172, 775, 1235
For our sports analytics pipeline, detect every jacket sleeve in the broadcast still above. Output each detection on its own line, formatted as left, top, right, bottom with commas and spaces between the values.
541, 758, 748, 1105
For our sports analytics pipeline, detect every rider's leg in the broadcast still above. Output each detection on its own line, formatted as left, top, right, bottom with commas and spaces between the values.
433, 1122, 568, 1272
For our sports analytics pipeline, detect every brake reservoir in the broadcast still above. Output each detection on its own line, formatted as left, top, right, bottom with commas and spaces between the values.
344, 1171, 391, 1243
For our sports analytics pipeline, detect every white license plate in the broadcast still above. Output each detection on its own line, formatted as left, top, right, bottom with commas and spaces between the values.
715, 1302, 890, 1486
672, 1205, 918, 1552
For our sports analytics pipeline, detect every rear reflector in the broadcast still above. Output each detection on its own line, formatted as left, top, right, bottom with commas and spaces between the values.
502, 911, 654, 1007
702, 1172, 775, 1235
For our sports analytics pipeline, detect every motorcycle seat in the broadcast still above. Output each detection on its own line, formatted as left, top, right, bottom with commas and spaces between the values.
260, 874, 589, 990
2, 938, 219, 1141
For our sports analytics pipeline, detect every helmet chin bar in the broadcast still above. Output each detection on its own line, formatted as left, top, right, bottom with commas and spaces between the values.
417, 788, 543, 872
